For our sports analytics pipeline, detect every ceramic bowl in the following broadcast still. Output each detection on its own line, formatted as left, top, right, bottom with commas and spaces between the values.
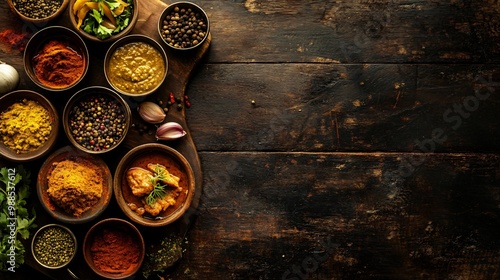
0, 90, 59, 162
83, 218, 145, 279
31, 224, 77, 269
68, 0, 138, 43
114, 143, 195, 227
63, 86, 131, 154
24, 26, 89, 92
37, 146, 113, 224
104, 34, 168, 98
7, 0, 69, 24
158, 1, 210, 50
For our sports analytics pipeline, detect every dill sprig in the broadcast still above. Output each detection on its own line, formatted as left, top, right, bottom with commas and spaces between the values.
145, 164, 168, 205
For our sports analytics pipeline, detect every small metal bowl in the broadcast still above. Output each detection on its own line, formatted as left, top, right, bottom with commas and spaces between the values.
7, 0, 69, 24
24, 26, 89, 92
114, 143, 195, 227
83, 218, 145, 279
0, 90, 59, 162
31, 224, 77, 269
104, 35, 168, 98
158, 1, 210, 50
63, 86, 131, 154
68, 0, 138, 43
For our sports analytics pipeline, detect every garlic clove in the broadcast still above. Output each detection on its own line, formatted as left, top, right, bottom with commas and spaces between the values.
155, 122, 186, 141
138, 102, 166, 124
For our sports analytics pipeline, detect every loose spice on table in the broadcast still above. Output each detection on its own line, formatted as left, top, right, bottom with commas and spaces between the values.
0, 99, 52, 153
90, 227, 141, 274
0, 29, 30, 53
47, 159, 103, 216
33, 39, 85, 89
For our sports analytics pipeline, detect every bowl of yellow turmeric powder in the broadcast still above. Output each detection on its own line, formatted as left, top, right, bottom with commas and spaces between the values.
0, 90, 59, 162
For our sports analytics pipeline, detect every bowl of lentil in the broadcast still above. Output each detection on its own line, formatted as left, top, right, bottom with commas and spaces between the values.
7, 0, 69, 24
114, 143, 195, 227
31, 224, 77, 269
24, 26, 89, 92
37, 145, 113, 224
63, 86, 131, 154
0, 90, 59, 162
83, 218, 145, 279
104, 34, 168, 97
158, 1, 210, 50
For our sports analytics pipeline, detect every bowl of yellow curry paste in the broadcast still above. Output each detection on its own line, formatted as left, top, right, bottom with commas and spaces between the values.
24, 26, 89, 92
0, 90, 59, 162
37, 145, 113, 224
104, 35, 168, 97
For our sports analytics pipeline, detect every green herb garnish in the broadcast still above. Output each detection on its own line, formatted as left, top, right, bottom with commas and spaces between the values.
81, 0, 133, 40
145, 165, 168, 206
0, 166, 37, 272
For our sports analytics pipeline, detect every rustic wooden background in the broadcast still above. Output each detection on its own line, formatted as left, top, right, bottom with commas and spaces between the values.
1, 0, 499, 279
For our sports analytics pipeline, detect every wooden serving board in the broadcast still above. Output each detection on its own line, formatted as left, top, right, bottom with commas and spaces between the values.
8, 0, 210, 279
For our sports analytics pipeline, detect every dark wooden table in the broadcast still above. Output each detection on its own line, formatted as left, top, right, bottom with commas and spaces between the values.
1, 1, 499, 279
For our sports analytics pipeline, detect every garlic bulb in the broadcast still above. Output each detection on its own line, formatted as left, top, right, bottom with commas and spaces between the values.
0, 61, 20, 94
155, 122, 186, 141
137, 102, 166, 124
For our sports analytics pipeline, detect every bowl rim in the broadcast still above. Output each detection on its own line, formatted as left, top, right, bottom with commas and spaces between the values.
7, 0, 69, 23
113, 143, 196, 227
158, 1, 210, 51
36, 145, 113, 224
82, 218, 145, 279
104, 34, 169, 97
23, 25, 89, 92
31, 223, 77, 269
68, 0, 139, 43
62, 86, 131, 154
0, 90, 59, 162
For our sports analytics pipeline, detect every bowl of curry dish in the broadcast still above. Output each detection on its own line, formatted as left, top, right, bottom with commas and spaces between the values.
0, 90, 59, 162
114, 143, 195, 227
37, 145, 113, 224
104, 35, 168, 97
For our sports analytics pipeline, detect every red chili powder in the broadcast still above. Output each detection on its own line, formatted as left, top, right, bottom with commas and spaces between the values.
90, 227, 141, 274
0, 29, 30, 53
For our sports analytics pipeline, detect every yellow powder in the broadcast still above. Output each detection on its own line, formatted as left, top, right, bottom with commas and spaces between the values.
0, 99, 52, 153
47, 159, 103, 217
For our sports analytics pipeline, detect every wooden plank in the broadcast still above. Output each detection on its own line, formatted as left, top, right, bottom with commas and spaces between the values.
186, 63, 500, 152
170, 151, 500, 280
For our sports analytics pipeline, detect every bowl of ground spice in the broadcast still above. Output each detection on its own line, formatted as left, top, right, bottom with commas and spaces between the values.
158, 2, 210, 50
7, 0, 69, 24
83, 218, 145, 279
0, 90, 59, 162
104, 34, 168, 97
63, 86, 131, 154
37, 145, 113, 224
24, 26, 89, 91
31, 224, 77, 269
114, 143, 195, 227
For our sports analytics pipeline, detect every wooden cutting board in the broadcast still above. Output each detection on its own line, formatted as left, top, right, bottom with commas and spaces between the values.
22, 0, 211, 279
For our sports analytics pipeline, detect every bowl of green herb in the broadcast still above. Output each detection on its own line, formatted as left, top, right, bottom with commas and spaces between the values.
69, 0, 138, 42
113, 143, 195, 227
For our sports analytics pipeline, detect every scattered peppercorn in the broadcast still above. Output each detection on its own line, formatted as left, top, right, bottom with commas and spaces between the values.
33, 226, 75, 268
68, 95, 126, 152
160, 5, 208, 49
11, 0, 63, 19
177, 103, 183, 111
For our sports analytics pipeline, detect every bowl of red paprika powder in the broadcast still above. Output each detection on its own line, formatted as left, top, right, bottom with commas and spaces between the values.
24, 26, 89, 92
83, 218, 145, 279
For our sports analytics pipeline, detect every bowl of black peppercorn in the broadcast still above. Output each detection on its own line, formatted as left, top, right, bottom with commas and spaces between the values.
63, 86, 131, 154
7, 0, 69, 24
158, 1, 210, 50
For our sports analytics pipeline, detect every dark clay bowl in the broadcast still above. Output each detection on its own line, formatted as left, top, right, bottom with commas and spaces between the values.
24, 26, 89, 92
0, 90, 59, 162
68, 0, 138, 43
31, 224, 77, 269
37, 146, 113, 224
7, 0, 69, 24
83, 218, 145, 279
114, 143, 195, 227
